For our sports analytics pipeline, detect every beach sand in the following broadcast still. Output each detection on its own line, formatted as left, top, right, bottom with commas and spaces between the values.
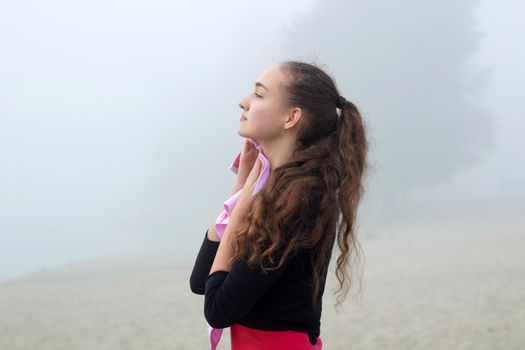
0, 215, 523, 349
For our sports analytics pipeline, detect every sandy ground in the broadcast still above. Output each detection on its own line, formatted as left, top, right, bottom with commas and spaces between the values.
0, 215, 523, 350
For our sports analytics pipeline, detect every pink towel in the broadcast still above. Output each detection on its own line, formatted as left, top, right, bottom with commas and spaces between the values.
207, 138, 272, 350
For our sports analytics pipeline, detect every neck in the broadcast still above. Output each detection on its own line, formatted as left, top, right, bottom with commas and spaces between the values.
257, 135, 296, 171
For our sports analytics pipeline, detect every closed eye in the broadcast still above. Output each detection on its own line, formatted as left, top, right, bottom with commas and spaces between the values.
254, 93, 262, 98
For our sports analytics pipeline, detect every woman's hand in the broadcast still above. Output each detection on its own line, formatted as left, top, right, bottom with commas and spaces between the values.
231, 156, 262, 221
212, 156, 262, 274
235, 139, 259, 189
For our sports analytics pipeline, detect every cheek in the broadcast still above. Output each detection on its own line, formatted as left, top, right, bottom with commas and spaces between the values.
249, 101, 284, 133
248, 105, 268, 125
250, 116, 282, 138
250, 102, 267, 116
251, 101, 280, 122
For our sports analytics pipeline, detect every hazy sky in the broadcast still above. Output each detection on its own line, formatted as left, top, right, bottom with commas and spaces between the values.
0, 0, 523, 282
409, 0, 524, 201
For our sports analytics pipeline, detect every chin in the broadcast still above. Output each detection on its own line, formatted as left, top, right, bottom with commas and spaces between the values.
237, 128, 250, 138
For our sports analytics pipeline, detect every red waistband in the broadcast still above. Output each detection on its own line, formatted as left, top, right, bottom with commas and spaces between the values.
230, 323, 323, 350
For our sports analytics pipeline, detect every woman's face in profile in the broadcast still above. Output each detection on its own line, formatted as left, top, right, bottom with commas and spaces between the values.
237, 64, 291, 142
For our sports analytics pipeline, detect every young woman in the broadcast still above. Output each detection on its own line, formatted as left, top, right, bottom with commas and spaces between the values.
190, 61, 369, 349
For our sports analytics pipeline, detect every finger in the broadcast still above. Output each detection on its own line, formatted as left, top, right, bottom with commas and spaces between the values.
248, 158, 262, 183
253, 157, 262, 172
247, 142, 256, 155
246, 159, 260, 183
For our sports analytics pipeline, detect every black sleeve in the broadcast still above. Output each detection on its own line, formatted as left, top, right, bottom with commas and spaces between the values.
189, 229, 220, 295
204, 247, 297, 329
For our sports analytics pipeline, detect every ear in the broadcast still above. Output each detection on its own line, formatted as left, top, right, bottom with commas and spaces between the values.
284, 107, 302, 129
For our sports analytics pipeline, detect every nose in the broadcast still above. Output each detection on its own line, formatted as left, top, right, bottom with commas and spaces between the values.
238, 95, 249, 110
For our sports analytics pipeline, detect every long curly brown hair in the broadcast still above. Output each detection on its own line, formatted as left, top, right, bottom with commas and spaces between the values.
228, 61, 370, 310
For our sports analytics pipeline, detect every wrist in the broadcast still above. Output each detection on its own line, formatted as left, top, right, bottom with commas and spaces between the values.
225, 183, 243, 203
230, 205, 249, 223
232, 182, 244, 194
234, 180, 245, 189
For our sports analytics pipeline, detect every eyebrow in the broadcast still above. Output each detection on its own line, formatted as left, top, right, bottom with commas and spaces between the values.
255, 82, 269, 91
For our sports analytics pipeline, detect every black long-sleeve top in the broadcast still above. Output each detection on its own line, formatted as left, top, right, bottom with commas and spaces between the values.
189, 227, 326, 346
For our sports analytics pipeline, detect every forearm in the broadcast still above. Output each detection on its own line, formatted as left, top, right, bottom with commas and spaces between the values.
207, 182, 244, 242
209, 213, 243, 274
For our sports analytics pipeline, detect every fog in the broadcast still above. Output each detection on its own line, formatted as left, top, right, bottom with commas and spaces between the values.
1, 0, 523, 282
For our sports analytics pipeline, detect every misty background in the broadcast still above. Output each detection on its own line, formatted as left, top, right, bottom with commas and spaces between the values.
0, 0, 523, 282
